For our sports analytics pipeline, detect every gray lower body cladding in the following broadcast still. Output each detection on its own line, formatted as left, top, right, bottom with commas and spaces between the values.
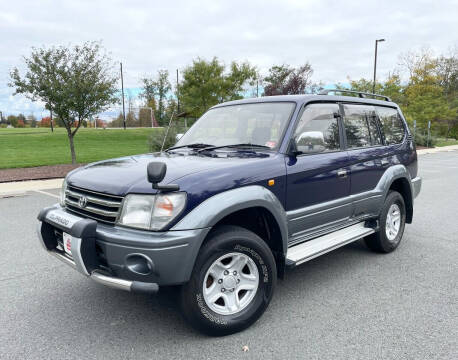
37, 205, 210, 291
411, 176, 421, 199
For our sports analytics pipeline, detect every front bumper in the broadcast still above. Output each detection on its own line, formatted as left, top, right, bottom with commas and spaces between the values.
37, 205, 210, 293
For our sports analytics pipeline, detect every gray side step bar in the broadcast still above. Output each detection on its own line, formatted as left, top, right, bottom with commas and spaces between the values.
286, 222, 375, 266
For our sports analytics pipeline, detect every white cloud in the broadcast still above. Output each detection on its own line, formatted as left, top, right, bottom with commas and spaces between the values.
1, 0, 457, 116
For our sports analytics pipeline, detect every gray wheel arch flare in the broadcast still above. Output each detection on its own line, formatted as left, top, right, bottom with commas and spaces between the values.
172, 185, 289, 257
373, 164, 416, 223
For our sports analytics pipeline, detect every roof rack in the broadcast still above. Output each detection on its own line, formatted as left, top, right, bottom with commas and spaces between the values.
318, 89, 391, 102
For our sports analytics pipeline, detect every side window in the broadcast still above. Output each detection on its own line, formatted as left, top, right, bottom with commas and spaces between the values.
343, 104, 381, 148
367, 109, 382, 145
293, 103, 340, 154
375, 106, 405, 145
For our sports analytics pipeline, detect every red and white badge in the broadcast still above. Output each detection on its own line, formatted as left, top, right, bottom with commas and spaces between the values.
62, 232, 72, 255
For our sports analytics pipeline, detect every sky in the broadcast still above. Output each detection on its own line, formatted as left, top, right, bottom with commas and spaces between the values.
0, 0, 457, 118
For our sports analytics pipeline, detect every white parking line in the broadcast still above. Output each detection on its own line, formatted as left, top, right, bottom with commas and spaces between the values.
33, 190, 60, 199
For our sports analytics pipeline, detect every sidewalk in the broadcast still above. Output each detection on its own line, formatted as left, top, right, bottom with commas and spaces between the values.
0, 145, 456, 197
416, 144, 458, 155
0, 178, 63, 198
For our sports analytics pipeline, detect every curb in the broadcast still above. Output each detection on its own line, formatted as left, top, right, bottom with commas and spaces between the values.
417, 145, 458, 155
0, 178, 63, 198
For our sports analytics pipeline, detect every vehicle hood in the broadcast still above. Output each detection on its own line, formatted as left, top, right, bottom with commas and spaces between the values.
67, 152, 274, 196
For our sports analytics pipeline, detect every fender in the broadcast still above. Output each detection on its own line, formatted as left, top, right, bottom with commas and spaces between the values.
375, 164, 412, 197
352, 164, 414, 221
172, 185, 289, 256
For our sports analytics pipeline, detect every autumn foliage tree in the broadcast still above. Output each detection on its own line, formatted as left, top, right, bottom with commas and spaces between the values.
40, 116, 51, 127
9, 42, 119, 164
346, 48, 458, 142
263, 63, 313, 96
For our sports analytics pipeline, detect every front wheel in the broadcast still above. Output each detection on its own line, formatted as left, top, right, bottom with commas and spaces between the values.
365, 190, 406, 253
180, 225, 277, 336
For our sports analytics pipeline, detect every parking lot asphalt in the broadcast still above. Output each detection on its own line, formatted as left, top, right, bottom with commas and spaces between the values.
1, 151, 457, 360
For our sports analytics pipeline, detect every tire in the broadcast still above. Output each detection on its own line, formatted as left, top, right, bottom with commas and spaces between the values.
180, 225, 277, 336
365, 190, 406, 253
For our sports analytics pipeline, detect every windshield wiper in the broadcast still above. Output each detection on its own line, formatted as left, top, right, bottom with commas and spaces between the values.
197, 143, 271, 153
166, 143, 214, 152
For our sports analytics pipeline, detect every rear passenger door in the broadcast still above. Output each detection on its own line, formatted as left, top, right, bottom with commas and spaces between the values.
342, 103, 386, 218
286, 103, 352, 243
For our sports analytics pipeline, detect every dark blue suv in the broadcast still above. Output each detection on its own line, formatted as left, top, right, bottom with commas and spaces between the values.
37, 90, 421, 335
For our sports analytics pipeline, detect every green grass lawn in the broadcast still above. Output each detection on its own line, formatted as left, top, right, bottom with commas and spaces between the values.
435, 138, 458, 147
0, 127, 163, 169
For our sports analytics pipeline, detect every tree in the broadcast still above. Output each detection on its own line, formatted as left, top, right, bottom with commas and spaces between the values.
436, 51, 458, 138
40, 116, 51, 127
179, 57, 256, 117
138, 108, 153, 127
400, 52, 454, 133
141, 70, 171, 126
7, 115, 18, 127
347, 73, 405, 105
164, 98, 178, 124
109, 113, 125, 128
263, 63, 313, 96
126, 111, 138, 127
9, 42, 119, 163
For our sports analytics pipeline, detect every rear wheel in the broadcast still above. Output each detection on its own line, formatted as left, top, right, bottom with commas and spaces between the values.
180, 225, 277, 336
365, 190, 406, 253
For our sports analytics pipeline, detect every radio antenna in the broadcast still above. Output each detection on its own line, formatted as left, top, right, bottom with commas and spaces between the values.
161, 111, 176, 152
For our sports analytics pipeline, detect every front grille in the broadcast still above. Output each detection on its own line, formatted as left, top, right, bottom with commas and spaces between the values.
64, 185, 123, 224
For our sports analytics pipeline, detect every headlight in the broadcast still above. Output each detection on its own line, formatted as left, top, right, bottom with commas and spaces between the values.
118, 193, 186, 230
60, 179, 67, 207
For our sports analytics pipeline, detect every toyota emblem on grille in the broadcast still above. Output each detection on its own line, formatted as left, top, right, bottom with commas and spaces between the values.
78, 196, 88, 208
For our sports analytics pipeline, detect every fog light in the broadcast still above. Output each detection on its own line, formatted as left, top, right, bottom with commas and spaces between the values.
125, 254, 154, 275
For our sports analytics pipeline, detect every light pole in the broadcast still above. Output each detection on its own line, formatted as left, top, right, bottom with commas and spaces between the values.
120, 62, 126, 130
372, 38, 385, 94
176, 69, 180, 113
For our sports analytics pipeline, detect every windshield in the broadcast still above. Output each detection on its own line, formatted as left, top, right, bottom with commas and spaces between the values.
175, 102, 295, 150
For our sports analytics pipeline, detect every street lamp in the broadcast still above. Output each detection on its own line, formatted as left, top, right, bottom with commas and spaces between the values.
372, 38, 385, 94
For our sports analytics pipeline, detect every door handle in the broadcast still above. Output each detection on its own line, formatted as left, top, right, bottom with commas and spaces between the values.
337, 169, 347, 178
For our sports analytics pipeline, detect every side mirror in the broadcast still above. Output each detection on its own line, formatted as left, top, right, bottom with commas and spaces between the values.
288, 138, 302, 157
147, 162, 166, 184
175, 133, 184, 142
147, 162, 179, 192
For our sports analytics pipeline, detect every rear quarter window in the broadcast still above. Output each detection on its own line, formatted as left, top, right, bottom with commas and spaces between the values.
375, 106, 405, 145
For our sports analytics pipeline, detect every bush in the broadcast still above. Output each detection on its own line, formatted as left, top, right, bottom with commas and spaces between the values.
450, 125, 458, 140
148, 125, 186, 152
0, 124, 7, 128
414, 133, 437, 147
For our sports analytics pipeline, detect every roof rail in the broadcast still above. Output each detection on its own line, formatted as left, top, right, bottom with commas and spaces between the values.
318, 89, 391, 102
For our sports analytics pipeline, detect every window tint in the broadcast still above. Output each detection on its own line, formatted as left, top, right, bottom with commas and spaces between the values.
367, 109, 382, 145
375, 106, 405, 145
343, 104, 378, 148
293, 103, 340, 154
